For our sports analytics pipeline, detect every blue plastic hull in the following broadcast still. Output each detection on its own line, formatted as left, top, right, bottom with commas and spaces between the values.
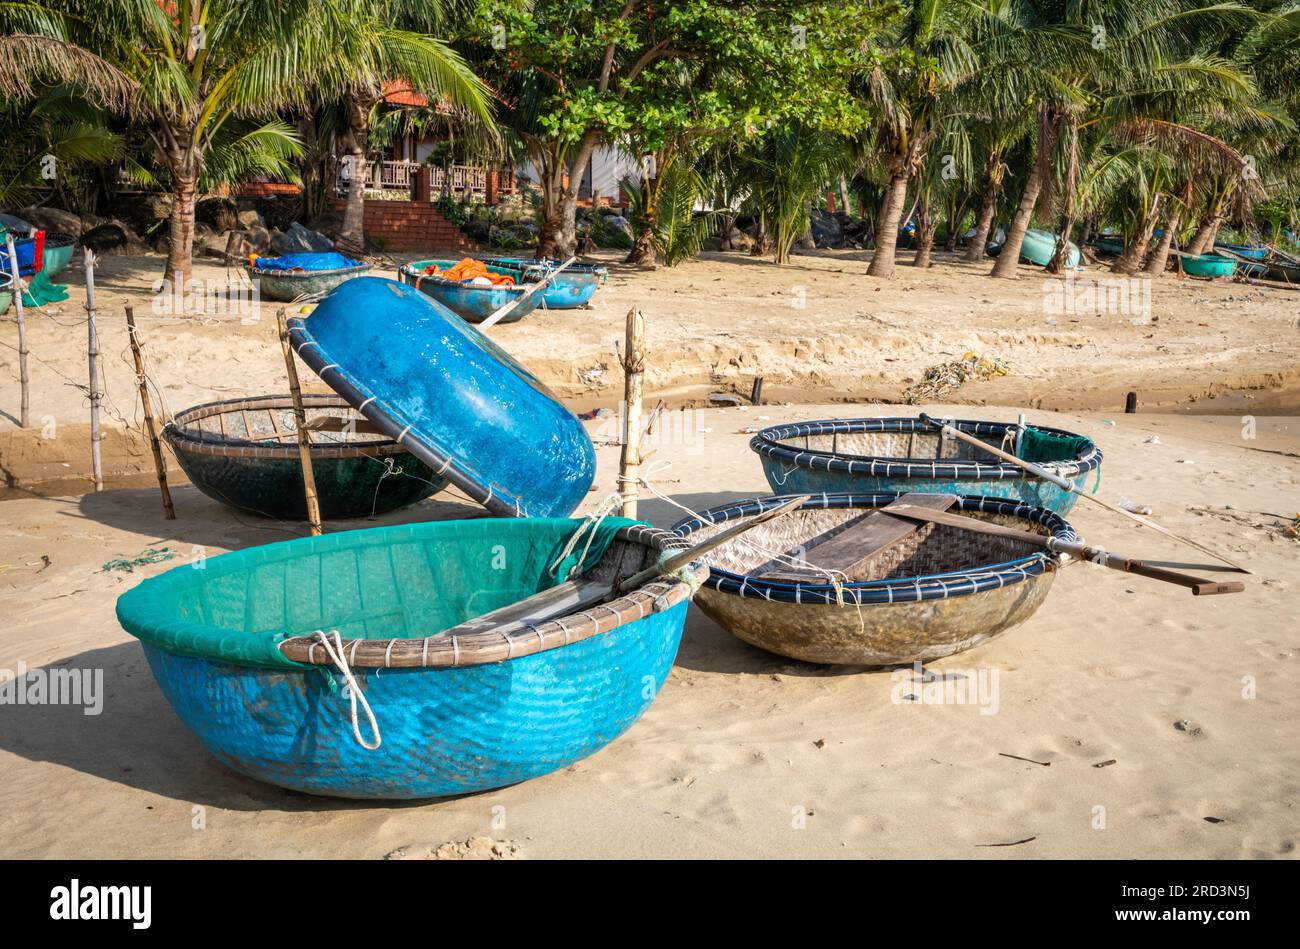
289, 277, 594, 518
757, 458, 1087, 514
1214, 243, 1269, 260
483, 258, 606, 309
141, 601, 687, 798
398, 261, 539, 323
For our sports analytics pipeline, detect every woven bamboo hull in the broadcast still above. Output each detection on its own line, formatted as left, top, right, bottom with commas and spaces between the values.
758, 460, 1088, 514
1265, 261, 1300, 282
169, 447, 442, 519
695, 571, 1056, 665
398, 260, 539, 323
140, 602, 686, 798
162, 394, 445, 520
246, 264, 371, 301
1214, 242, 1269, 260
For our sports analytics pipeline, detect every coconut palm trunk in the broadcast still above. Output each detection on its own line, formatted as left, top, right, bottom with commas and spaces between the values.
992, 108, 1061, 279
163, 136, 201, 286
912, 196, 936, 267
1186, 213, 1223, 256
1113, 195, 1163, 274
1046, 216, 1076, 274
1144, 206, 1182, 275
966, 159, 1002, 262
867, 167, 910, 278
337, 96, 376, 256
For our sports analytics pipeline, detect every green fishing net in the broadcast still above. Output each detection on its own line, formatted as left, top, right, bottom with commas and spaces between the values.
21, 270, 69, 306
115, 516, 642, 669
1019, 425, 1100, 493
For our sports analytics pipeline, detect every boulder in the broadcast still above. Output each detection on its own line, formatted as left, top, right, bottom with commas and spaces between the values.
244, 225, 272, 253
463, 219, 491, 241
809, 208, 843, 248
81, 220, 146, 255
270, 220, 334, 255
602, 214, 633, 238
237, 209, 263, 229
17, 205, 81, 235
106, 192, 172, 234
195, 196, 240, 233
200, 230, 251, 260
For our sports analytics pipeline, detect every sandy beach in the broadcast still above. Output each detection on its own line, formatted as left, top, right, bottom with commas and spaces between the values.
1, 253, 1297, 863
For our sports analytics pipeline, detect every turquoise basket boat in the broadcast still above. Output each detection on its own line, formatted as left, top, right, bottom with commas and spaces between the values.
1020, 228, 1081, 267
1181, 254, 1236, 277
115, 517, 705, 799
288, 276, 595, 518
246, 259, 370, 302
483, 257, 608, 309
399, 258, 540, 323
750, 417, 1102, 515
0, 271, 11, 316
42, 232, 76, 277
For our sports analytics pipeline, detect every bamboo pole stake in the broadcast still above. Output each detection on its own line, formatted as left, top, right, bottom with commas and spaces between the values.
4, 230, 29, 428
84, 247, 103, 491
126, 306, 175, 519
619, 307, 646, 518
277, 309, 321, 535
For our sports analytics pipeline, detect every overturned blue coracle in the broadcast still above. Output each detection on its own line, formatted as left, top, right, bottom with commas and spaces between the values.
289, 276, 595, 518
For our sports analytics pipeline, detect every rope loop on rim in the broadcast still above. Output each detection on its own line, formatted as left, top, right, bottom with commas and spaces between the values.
311, 630, 382, 751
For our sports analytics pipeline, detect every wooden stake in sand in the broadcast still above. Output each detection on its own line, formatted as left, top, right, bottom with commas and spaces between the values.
126, 306, 175, 519
619, 307, 646, 518
84, 248, 103, 491
4, 230, 29, 427
277, 309, 321, 535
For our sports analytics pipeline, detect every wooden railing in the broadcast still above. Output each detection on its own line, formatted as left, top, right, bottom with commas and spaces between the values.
337, 160, 517, 199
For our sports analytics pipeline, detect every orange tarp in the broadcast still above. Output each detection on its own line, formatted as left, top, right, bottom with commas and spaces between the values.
423, 258, 516, 285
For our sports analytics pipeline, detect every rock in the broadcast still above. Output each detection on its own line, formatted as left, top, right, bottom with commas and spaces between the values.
237, 209, 263, 229
463, 219, 491, 241
270, 220, 333, 255
107, 193, 172, 234
17, 205, 81, 235
243, 225, 272, 253
200, 230, 252, 260
80, 220, 146, 255
602, 214, 633, 238
195, 196, 239, 233
706, 226, 754, 252
809, 208, 843, 248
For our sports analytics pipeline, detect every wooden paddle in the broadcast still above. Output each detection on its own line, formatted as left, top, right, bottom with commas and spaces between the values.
433, 494, 812, 639
918, 413, 1251, 574
884, 503, 1245, 596
478, 255, 578, 330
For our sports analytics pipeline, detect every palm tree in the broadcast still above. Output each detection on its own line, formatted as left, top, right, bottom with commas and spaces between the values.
862, 0, 980, 278
0, 0, 490, 284
328, 0, 493, 255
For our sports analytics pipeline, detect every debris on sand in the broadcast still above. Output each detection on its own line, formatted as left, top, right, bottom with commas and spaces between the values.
903, 351, 1009, 404
384, 836, 521, 860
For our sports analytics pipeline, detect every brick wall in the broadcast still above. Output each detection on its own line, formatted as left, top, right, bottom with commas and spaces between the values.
331, 199, 479, 252
239, 182, 303, 198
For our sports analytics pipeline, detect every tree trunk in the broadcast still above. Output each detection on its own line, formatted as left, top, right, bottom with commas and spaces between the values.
912, 198, 936, 268
1112, 195, 1162, 274
992, 108, 1060, 279
867, 170, 909, 277
1186, 211, 1223, 256
1046, 215, 1076, 274
538, 133, 598, 259
966, 156, 1001, 261
337, 95, 373, 256
989, 166, 1044, 278
1144, 207, 1182, 275
164, 159, 199, 288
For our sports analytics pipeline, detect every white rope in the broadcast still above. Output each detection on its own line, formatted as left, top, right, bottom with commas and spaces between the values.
311, 630, 382, 751
548, 491, 626, 579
